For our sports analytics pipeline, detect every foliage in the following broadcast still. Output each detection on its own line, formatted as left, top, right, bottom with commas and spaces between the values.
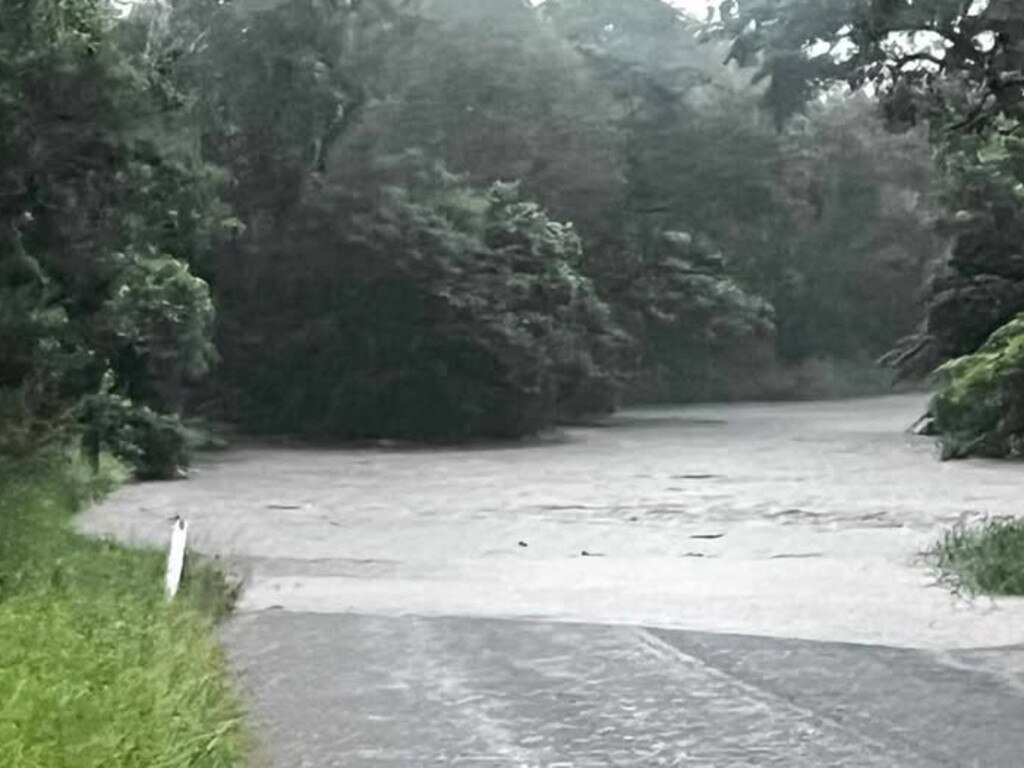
709, 0, 1024, 450
165, 0, 412, 227
364, 0, 626, 242
214, 153, 634, 440
888, 127, 1024, 376
0, 454, 245, 767
931, 314, 1024, 459
708, 0, 1024, 133
79, 390, 193, 480
935, 517, 1024, 595
4, 0, 967, 451
165, 0, 640, 439
547, 0, 937, 393
615, 231, 774, 401
543, 0, 776, 395
617, 90, 938, 366
772, 96, 942, 361
0, 0, 223, 476
155, 0, 949, 427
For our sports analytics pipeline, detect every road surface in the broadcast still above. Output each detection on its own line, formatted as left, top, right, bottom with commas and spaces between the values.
81, 394, 1024, 766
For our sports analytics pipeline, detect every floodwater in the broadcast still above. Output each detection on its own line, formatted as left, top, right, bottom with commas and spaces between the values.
81, 393, 1024, 649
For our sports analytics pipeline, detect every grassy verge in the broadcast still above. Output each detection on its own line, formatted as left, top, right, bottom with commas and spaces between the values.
0, 452, 246, 768
935, 518, 1024, 595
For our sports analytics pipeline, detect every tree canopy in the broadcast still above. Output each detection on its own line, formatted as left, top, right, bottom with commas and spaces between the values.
709, 0, 1024, 455
1, 0, 976, 470
710, 0, 1024, 131
0, 0, 225, 475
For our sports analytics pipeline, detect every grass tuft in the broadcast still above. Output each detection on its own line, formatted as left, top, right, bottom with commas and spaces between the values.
935, 517, 1024, 595
0, 451, 246, 768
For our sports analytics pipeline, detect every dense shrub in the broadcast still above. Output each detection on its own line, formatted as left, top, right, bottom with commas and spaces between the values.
617, 231, 775, 402
936, 517, 1024, 595
213, 156, 634, 440
931, 314, 1024, 459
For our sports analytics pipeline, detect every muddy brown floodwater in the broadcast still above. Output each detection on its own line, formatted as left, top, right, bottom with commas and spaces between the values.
81, 393, 1024, 649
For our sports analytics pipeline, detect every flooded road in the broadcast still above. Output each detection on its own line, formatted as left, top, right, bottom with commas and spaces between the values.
82, 393, 1024, 648
81, 393, 1024, 767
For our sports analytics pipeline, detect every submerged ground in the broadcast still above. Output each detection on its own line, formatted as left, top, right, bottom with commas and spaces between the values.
81, 394, 1024, 766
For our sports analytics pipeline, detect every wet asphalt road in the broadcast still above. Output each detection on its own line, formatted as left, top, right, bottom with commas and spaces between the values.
224, 613, 1024, 767
81, 394, 1024, 766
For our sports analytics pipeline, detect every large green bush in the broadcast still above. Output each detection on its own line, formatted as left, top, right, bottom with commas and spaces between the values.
620, 231, 775, 402
214, 155, 634, 440
932, 314, 1024, 459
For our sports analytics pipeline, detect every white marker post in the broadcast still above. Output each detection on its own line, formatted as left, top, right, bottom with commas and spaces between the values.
165, 517, 188, 599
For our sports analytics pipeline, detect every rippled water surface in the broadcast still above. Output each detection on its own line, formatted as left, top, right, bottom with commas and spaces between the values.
81, 393, 1024, 648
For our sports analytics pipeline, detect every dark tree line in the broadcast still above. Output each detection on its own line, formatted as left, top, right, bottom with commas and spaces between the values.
2, 0, 959, 475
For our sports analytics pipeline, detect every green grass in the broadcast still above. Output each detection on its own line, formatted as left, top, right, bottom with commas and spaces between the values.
0, 452, 246, 768
935, 518, 1024, 595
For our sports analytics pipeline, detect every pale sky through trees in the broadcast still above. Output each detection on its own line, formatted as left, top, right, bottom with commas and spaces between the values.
526, 0, 714, 19
671, 0, 714, 18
